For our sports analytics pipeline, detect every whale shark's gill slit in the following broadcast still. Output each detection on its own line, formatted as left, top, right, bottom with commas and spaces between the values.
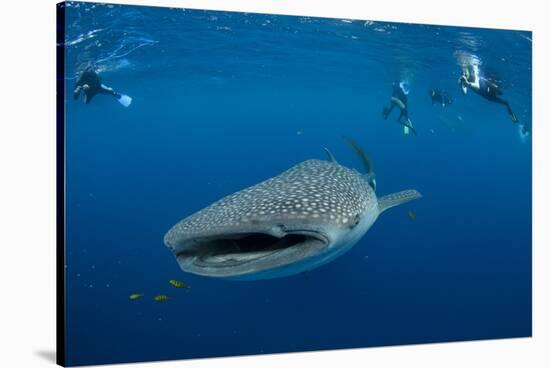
177, 233, 314, 266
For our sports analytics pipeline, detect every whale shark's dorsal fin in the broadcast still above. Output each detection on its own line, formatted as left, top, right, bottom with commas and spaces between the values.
378, 190, 422, 213
323, 148, 337, 163
342, 136, 373, 174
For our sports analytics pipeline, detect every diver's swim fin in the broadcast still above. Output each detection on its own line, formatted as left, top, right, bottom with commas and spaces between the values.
400, 119, 417, 136
117, 94, 132, 107
511, 112, 519, 123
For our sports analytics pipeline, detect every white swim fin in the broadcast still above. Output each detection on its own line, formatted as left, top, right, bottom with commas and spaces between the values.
117, 94, 132, 107
403, 125, 410, 135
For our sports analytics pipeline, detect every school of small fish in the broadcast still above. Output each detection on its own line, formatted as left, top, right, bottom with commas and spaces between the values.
129, 279, 191, 302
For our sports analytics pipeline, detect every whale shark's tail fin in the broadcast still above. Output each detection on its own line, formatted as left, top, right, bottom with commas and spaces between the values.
117, 94, 132, 107
378, 189, 422, 214
341, 136, 374, 174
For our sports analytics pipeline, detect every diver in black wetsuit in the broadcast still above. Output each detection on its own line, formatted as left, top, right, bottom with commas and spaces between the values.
518, 123, 530, 143
73, 66, 131, 106
430, 88, 452, 107
382, 81, 417, 135
458, 64, 518, 123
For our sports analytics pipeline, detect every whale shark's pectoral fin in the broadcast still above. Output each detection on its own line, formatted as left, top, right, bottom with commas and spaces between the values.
323, 148, 338, 164
378, 189, 422, 213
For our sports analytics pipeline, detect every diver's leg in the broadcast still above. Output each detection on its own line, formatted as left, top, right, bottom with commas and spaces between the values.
399, 115, 417, 136
491, 96, 518, 123
397, 109, 416, 135
382, 102, 394, 120
99, 84, 121, 99
398, 108, 408, 123
505, 102, 518, 122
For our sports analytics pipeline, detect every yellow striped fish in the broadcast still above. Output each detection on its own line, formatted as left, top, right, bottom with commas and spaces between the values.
169, 279, 191, 289
408, 210, 416, 221
154, 295, 171, 302
129, 294, 144, 300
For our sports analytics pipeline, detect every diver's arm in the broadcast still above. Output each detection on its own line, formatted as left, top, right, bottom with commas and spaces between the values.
464, 76, 480, 89
74, 72, 84, 88
483, 78, 496, 88
482, 78, 503, 95
73, 85, 82, 100
459, 69, 480, 90
73, 71, 86, 97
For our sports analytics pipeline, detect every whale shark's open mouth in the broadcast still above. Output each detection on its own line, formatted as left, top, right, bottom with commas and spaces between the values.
174, 231, 328, 278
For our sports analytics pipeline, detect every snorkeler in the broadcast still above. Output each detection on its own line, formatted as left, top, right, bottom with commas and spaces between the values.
518, 123, 530, 143
430, 88, 452, 107
458, 64, 517, 123
73, 66, 132, 107
382, 81, 417, 135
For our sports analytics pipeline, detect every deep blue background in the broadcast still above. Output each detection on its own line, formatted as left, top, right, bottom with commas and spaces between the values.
62, 2, 532, 366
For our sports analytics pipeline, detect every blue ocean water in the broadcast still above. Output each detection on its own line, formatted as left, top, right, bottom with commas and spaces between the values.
61, 2, 532, 366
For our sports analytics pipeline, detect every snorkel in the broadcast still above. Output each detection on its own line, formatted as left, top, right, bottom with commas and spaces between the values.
399, 81, 410, 95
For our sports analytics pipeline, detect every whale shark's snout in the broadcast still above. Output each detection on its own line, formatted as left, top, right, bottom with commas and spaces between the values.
164, 139, 421, 280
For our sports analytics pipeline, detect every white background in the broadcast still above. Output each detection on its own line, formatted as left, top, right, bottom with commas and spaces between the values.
0, 0, 548, 367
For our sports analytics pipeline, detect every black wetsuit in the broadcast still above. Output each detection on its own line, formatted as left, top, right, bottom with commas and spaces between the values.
74, 67, 120, 104
462, 68, 517, 122
430, 89, 452, 107
382, 83, 417, 135
383, 83, 409, 122
474, 79, 516, 120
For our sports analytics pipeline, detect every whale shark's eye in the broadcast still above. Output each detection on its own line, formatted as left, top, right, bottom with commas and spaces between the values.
351, 214, 360, 227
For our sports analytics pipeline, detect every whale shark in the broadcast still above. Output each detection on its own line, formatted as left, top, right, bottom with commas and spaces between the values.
164, 138, 421, 280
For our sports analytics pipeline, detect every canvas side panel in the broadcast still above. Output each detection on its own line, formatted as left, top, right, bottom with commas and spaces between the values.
56, 2, 66, 367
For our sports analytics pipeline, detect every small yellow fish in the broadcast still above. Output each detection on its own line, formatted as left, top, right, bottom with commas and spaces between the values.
408, 210, 416, 221
169, 279, 191, 289
129, 294, 144, 300
154, 295, 171, 302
